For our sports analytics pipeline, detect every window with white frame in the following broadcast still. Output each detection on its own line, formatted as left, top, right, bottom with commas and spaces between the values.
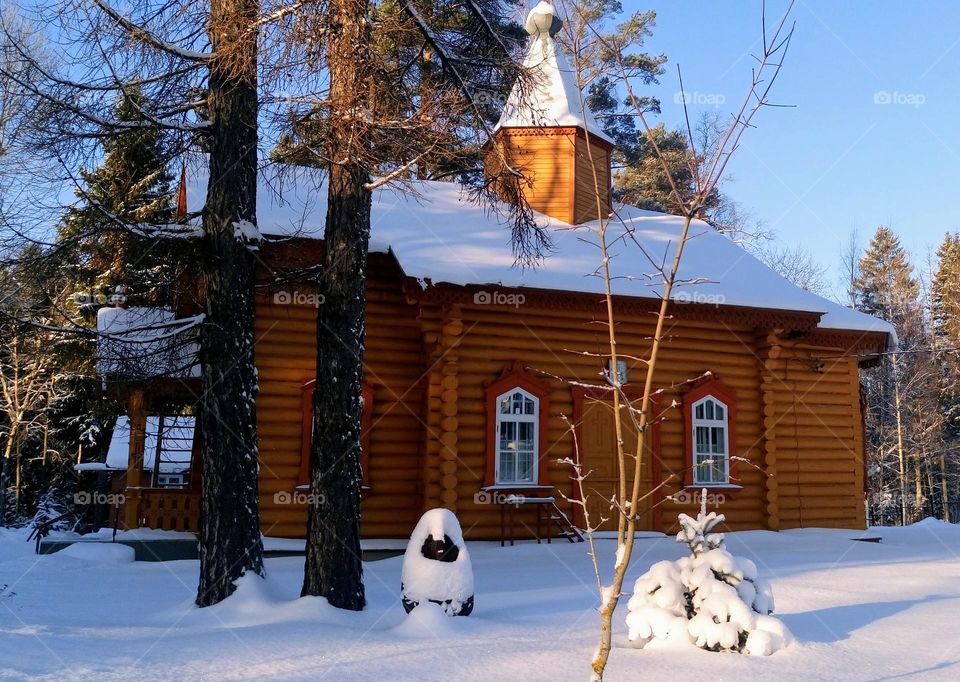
495, 388, 539, 484
692, 396, 730, 485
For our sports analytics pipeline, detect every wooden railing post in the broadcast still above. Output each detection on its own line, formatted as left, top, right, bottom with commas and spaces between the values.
124, 389, 147, 529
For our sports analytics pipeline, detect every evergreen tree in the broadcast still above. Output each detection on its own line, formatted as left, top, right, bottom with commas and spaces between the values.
931, 232, 960, 519
48, 90, 185, 528
613, 124, 703, 211
57, 88, 180, 313
854, 226, 930, 524
579, 4, 665, 166
273, 0, 527, 182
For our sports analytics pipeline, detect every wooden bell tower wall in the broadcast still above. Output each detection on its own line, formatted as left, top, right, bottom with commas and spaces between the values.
573, 131, 612, 224
487, 127, 612, 225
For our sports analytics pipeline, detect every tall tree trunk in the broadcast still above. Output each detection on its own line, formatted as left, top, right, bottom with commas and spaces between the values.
196, 0, 265, 607
940, 452, 950, 522
893, 353, 908, 526
301, 0, 370, 611
0, 435, 14, 523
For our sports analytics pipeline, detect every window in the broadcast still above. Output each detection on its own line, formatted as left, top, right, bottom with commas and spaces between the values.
495, 389, 539, 484
691, 396, 729, 484
682, 376, 737, 488
156, 473, 186, 489
483, 361, 551, 488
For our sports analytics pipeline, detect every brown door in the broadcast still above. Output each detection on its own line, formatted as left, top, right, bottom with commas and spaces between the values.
578, 398, 654, 531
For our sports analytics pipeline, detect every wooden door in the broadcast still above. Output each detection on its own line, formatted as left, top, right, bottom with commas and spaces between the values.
578, 398, 654, 531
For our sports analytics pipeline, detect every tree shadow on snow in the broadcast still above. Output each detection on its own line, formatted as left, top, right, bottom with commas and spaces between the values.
871, 659, 960, 681
781, 593, 960, 644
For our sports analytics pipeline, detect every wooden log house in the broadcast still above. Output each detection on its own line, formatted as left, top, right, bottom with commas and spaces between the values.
99, 4, 893, 541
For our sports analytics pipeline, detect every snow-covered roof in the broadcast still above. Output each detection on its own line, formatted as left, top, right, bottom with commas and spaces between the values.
184, 166, 893, 340
103, 415, 195, 473
494, 2, 614, 145
97, 306, 201, 380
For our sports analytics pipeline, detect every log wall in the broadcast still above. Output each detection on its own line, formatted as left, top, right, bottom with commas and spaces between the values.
254, 254, 426, 538
766, 341, 866, 529
252, 255, 870, 539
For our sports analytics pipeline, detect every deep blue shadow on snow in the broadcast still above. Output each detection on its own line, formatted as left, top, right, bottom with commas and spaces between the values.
781, 594, 960, 644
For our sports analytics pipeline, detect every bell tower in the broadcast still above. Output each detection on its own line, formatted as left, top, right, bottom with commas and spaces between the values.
487, 1, 613, 225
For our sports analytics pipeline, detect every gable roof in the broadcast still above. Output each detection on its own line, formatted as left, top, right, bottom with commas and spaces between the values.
494, 2, 614, 145
185, 166, 893, 341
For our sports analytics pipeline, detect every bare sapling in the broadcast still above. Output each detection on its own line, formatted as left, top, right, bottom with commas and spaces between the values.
554, 1, 796, 677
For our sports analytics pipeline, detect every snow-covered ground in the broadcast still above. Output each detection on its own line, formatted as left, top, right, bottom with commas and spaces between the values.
1, 521, 959, 681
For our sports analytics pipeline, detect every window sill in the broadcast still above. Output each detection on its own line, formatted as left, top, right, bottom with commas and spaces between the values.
482, 484, 554, 491
685, 483, 743, 492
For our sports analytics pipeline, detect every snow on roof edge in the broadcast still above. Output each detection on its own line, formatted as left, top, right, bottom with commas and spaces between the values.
186, 166, 894, 344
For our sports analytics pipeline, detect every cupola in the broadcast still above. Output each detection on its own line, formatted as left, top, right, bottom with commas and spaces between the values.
487, 1, 613, 225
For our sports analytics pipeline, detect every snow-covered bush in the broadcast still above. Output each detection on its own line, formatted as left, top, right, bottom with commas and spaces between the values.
626, 490, 791, 655
401, 508, 474, 616
29, 488, 76, 532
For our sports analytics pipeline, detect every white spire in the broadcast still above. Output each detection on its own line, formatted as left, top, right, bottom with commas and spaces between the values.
495, 2, 613, 144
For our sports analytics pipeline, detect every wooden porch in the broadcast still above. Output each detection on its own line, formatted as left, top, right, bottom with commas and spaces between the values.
119, 386, 202, 534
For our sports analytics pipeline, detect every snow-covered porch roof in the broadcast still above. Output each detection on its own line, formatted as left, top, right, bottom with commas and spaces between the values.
96, 306, 201, 381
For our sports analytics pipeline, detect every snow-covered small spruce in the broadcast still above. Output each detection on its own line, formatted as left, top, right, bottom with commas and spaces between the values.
401, 508, 474, 616
626, 490, 792, 655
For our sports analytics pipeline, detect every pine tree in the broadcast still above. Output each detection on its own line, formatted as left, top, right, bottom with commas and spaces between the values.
613, 124, 704, 211
579, 4, 665, 167
299, 0, 532, 611
626, 495, 789, 655
854, 226, 930, 524
58, 88, 179, 312
45, 89, 186, 531
931, 232, 960, 520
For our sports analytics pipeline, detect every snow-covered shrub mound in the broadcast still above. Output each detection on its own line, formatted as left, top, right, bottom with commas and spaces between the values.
55, 542, 136, 565
401, 508, 474, 616
627, 490, 791, 656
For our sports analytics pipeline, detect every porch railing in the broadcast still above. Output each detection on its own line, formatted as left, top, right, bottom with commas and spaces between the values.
138, 489, 201, 533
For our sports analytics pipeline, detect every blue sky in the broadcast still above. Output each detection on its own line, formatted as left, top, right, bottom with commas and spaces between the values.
627, 1, 960, 294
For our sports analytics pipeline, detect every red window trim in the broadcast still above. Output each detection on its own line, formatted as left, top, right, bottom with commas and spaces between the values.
681, 374, 740, 490
569, 387, 665, 531
483, 361, 551, 488
299, 379, 374, 489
